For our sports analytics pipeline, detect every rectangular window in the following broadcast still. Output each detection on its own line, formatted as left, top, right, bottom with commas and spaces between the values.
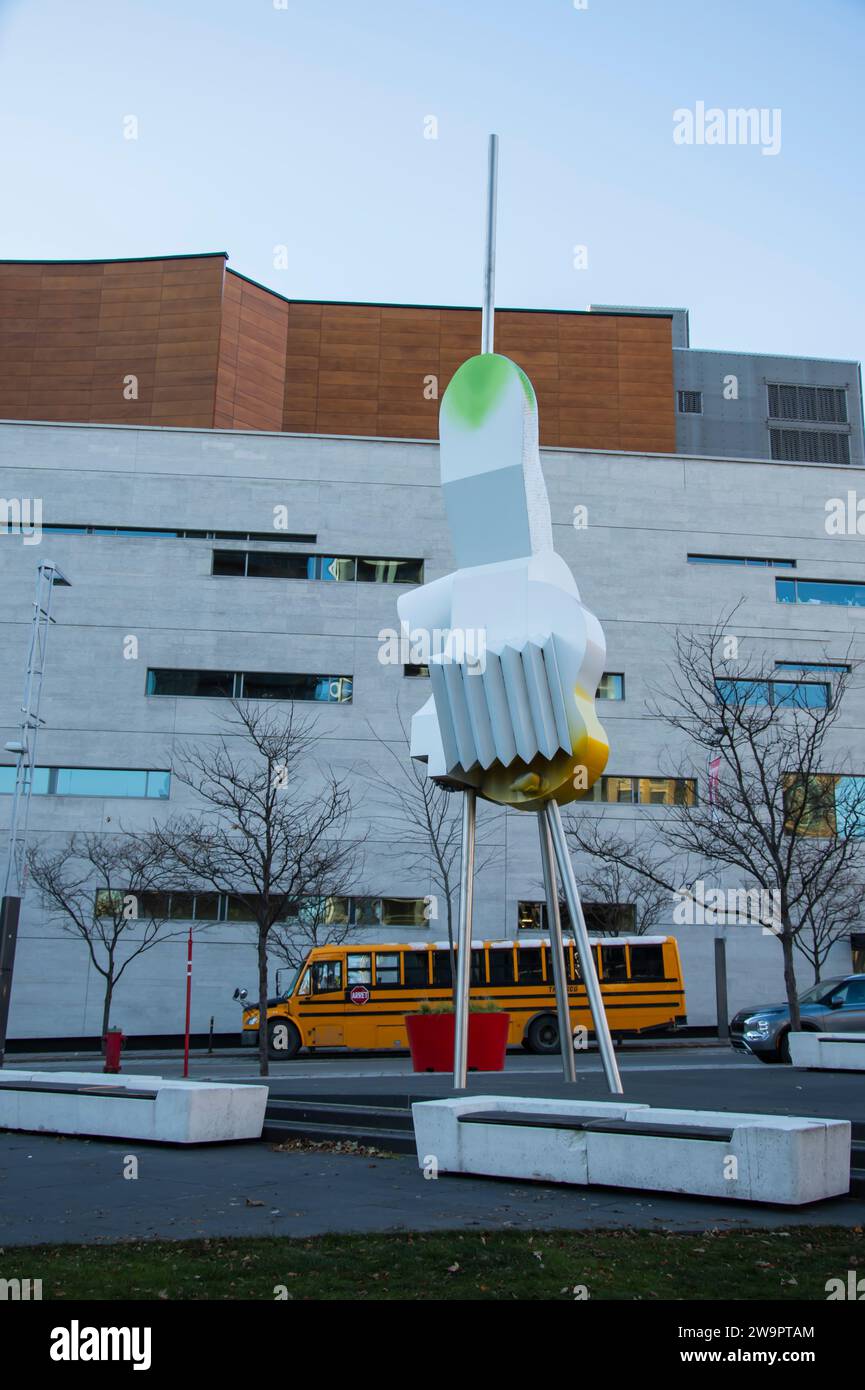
31, 525, 318, 543
245, 551, 314, 580
312, 959, 344, 993
403, 951, 429, 987
239, 672, 353, 703
488, 946, 515, 985
775, 661, 850, 674
146, 669, 235, 698
431, 951, 454, 988
356, 557, 424, 584
768, 383, 848, 424
677, 390, 703, 414
714, 678, 829, 710
374, 952, 401, 988
517, 947, 544, 985
379, 897, 429, 927
584, 903, 636, 935
404, 664, 430, 678
346, 953, 371, 986
688, 553, 795, 568
776, 578, 865, 608
770, 428, 851, 466
784, 774, 865, 838
583, 777, 696, 806
0, 766, 170, 799
600, 945, 628, 982
629, 944, 666, 981
597, 673, 625, 700
146, 669, 352, 702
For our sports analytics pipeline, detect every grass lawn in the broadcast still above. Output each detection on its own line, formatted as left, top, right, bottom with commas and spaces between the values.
3, 1226, 862, 1300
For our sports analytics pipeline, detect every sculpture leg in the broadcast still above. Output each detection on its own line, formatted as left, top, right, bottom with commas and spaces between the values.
453, 787, 477, 1090
537, 812, 577, 1082
544, 801, 623, 1095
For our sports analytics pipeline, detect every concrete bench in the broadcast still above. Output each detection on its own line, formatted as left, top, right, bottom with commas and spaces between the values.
789, 1032, 865, 1072
412, 1095, 851, 1205
0, 1070, 267, 1144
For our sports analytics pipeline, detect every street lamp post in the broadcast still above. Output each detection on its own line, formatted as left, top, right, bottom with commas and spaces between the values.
0, 561, 71, 1067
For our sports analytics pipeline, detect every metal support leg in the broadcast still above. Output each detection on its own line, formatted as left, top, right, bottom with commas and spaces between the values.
544, 802, 623, 1095
452, 788, 477, 1089
538, 813, 576, 1083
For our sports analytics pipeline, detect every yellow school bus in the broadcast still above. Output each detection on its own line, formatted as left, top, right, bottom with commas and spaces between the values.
240, 935, 686, 1057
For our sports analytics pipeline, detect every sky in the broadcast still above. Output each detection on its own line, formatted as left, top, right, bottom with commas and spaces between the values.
0, 0, 862, 362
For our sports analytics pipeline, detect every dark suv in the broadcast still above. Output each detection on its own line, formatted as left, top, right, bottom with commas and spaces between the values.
730, 973, 865, 1063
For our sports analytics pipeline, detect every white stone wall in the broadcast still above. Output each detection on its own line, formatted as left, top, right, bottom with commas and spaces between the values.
0, 420, 861, 1036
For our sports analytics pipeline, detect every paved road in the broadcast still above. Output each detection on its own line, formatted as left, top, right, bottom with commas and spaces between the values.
2, 1047, 863, 1246
2, 1128, 863, 1248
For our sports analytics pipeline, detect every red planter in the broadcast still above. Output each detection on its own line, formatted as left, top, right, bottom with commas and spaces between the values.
405, 1011, 510, 1073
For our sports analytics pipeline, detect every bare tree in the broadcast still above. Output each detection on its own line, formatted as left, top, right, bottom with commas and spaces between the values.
360, 705, 503, 989
578, 858, 669, 937
566, 612, 865, 1032
27, 832, 175, 1040
269, 895, 354, 978
145, 700, 361, 1075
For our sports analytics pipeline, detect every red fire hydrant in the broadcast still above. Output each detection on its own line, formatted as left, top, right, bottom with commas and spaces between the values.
103, 1027, 124, 1074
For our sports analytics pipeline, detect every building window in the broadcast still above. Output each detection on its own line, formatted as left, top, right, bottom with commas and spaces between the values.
768, 383, 848, 424
777, 578, 865, 608
582, 776, 697, 806
688, 553, 795, 569
715, 678, 830, 709
677, 390, 703, 414
404, 664, 430, 678
146, 669, 353, 703
0, 766, 170, 798
212, 551, 423, 584
783, 774, 865, 838
770, 428, 850, 466
774, 661, 851, 674
23, 525, 317, 543
519, 900, 636, 935
597, 673, 625, 700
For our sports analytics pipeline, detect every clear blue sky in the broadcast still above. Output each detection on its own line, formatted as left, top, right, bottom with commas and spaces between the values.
0, 0, 862, 362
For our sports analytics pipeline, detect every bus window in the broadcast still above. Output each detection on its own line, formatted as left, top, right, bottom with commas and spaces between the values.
297, 968, 310, 996
374, 952, 401, 988
312, 959, 343, 993
346, 953, 371, 986
404, 951, 429, 987
432, 951, 453, 987
629, 944, 665, 981
471, 950, 486, 986
517, 948, 543, 984
601, 945, 628, 982
488, 947, 515, 985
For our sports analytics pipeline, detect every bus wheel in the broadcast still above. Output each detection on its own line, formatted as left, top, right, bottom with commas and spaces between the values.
267, 1018, 301, 1060
526, 1014, 560, 1054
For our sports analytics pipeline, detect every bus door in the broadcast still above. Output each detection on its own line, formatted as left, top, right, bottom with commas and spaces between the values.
299, 955, 346, 1047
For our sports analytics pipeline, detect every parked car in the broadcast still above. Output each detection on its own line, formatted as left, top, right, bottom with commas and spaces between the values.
730, 973, 865, 1063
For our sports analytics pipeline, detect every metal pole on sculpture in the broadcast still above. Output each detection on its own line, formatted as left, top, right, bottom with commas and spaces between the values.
538, 813, 577, 1083
452, 133, 498, 1087
481, 133, 498, 355
453, 788, 477, 1089
544, 801, 623, 1094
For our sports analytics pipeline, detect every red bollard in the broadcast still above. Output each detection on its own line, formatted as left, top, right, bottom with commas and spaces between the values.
103, 1026, 124, 1074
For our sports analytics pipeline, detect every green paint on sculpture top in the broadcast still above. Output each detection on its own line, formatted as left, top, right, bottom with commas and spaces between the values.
442, 353, 536, 429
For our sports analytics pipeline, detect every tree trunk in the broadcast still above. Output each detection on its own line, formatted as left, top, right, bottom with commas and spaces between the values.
258, 927, 270, 1078
100, 975, 114, 1049
781, 928, 801, 1032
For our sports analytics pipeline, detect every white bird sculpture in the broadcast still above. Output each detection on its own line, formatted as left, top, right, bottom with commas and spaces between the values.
398, 350, 609, 812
